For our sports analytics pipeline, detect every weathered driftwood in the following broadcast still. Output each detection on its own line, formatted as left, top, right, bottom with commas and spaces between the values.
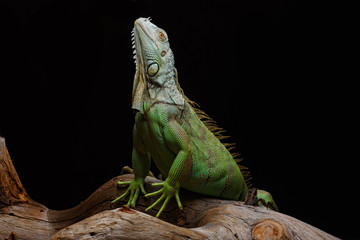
0, 137, 339, 240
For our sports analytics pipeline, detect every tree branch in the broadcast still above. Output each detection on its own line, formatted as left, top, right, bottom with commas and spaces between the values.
0, 137, 339, 240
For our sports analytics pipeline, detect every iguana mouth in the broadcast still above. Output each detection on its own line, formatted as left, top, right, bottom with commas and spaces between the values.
134, 17, 156, 45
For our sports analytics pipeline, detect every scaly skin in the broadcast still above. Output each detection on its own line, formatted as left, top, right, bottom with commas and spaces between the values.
112, 17, 278, 217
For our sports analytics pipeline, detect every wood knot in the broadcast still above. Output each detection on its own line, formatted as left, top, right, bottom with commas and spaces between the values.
252, 219, 290, 240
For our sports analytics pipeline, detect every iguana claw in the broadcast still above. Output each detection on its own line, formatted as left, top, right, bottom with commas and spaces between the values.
112, 177, 146, 207
144, 181, 183, 218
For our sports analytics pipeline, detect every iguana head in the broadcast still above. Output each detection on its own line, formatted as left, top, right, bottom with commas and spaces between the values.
131, 17, 184, 113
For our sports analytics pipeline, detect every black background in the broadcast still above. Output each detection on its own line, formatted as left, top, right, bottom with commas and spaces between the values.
0, 0, 355, 239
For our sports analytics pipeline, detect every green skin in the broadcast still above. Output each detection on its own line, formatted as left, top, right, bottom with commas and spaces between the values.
112, 18, 278, 217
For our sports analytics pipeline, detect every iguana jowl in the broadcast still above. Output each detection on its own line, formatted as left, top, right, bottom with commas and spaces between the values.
112, 17, 278, 217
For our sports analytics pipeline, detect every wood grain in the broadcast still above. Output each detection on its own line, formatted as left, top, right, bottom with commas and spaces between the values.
0, 137, 339, 239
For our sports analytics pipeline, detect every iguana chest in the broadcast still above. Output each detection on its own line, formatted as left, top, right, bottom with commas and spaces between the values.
134, 104, 178, 177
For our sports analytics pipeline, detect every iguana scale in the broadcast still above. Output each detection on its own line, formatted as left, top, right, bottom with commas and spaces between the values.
112, 17, 278, 217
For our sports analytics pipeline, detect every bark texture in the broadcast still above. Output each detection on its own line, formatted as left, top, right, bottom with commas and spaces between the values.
0, 137, 339, 240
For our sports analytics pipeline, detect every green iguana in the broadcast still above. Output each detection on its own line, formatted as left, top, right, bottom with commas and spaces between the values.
112, 17, 278, 217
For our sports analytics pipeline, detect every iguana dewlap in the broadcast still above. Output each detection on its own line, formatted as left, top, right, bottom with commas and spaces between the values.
112, 17, 278, 217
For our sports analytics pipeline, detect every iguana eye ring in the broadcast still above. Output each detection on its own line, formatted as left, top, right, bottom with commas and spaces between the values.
147, 62, 159, 77
161, 51, 166, 57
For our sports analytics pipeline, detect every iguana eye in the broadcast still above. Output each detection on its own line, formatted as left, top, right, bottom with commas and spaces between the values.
159, 32, 165, 40
161, 51, 166, 57
147, 62, 159, 77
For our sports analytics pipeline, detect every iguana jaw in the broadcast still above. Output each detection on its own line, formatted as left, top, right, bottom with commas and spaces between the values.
131, 17, 163, 112
131, 18, 148, 112
132, 18, 160, 71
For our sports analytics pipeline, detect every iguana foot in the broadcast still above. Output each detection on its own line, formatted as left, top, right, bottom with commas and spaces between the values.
111, 177, 146, 207
144, 180, 183, 218
121, 166, 156, 179
257, 189, 279, 211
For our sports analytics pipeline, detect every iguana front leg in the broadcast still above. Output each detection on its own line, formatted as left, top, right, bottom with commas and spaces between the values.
112, 124, 151, 207
145, 119, 192, 218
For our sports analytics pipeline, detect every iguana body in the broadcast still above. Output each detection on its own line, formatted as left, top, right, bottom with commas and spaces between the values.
112, 17, 278, 217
